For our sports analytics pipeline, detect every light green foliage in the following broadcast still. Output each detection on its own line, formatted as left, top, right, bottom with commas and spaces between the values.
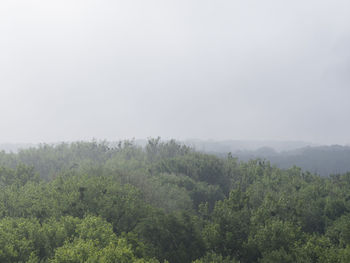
326, 214, 350, 247
50, 216, 159, 263
247, 219, 302, 260
292, 235, 339, 263
50, 230, 152, 263
0, 218, 40, 262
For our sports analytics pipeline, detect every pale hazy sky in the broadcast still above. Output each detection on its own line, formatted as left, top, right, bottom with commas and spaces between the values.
1, 0, 350, 144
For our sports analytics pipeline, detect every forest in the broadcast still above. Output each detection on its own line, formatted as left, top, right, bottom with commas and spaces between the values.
1, 138, 350, 262
219, 145, 350, 177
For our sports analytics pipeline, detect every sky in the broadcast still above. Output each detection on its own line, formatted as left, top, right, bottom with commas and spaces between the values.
1, 0, 350, 144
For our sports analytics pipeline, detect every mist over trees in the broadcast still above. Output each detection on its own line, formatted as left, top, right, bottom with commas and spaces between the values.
1, 139, 350, 262
3, 140, 349, 177
177, 140, 350, 177
2, 0, 350, 261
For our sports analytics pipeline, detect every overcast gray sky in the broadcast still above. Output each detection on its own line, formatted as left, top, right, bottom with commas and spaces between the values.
1, 0, 350, 144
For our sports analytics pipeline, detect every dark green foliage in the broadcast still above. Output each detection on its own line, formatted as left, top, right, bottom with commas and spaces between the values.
135, 212, 205, 263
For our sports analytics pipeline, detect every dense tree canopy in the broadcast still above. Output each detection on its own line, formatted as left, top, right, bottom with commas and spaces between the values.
1, 139, 350, 262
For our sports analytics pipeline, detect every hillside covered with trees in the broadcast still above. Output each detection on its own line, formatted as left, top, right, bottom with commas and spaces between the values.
187, 141, 350, 177
1, 138, 350, 262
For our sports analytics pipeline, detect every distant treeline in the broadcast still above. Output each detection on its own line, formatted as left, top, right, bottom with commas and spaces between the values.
223, 145, 350, 177
1, 139, 350, 262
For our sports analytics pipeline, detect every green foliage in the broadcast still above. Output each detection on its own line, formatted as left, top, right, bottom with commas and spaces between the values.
192, 252, 239, 263
0, 164, 39, 187
247, 219, 302, 259
50, 238, 155, 263
150, 152, 230, 193
0, 217, 40, 262
1, 139, 350, 262
135, 212, 205, 263
49, 216, 159, 263
204, 190, 250, 260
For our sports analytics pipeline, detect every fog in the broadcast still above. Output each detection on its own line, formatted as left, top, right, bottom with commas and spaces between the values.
1, 0, 350, 144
